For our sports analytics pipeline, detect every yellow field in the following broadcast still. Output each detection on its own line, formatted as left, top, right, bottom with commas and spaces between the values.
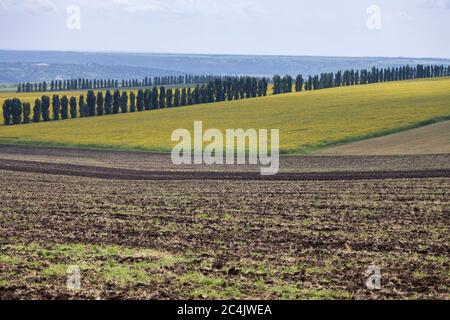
0, 78, 449, 154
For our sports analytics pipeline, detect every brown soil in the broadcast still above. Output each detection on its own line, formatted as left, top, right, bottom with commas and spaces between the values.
315, 121, 450, 156
0, 145, 449, 300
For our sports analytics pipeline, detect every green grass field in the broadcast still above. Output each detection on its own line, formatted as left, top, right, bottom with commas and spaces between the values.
0, 77, 449, 154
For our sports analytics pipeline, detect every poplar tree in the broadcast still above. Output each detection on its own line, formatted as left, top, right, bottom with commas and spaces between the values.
41, 96, 51, 121
52, 95, 61, 121
32, 99, 42, 122
2, 99, 12, 125
181, 88, 187, 106
129, 91, 136, 112
23, 102, 31, 124
113, 90, 120, 114
61, 96, 69, 120
11, 98, 23, 125
151, 87, 159, 109
144, 89, 151, 110
79, 95, 86, 118
174, 88, 181, 107
166, 89, 173, 107
295, 75, 304, 91
159, 87, 166, 108
96, 92, 104, 116
187, 88, 193, 105
136, 89, 144, 111
120, 91, 128, 113
104, 90, 112, 115
69, 96, 77, 119
272, 75, 281, 94
87, 90, 96, 117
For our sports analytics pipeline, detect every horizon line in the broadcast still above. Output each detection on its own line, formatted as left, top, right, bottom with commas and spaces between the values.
0, 48, 450, 61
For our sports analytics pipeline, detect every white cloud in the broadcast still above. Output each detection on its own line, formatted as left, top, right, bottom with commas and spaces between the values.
0, 0, 57, 13
109, 0, 166, 13
0, 0, 266, 20
418, 0, 450, 9
394, 11, 414, 22
71, 0, 265, 17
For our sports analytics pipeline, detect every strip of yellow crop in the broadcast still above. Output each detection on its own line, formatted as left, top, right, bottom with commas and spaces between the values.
0, 78, 449, 154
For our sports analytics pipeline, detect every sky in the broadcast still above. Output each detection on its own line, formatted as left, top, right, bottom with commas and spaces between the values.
0, 0, 449, 58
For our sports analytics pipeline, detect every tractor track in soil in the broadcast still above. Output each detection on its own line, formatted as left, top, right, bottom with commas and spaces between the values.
0, 158, 449, 181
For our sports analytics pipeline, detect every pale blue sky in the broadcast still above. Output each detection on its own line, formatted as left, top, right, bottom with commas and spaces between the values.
0, 0, 449, 58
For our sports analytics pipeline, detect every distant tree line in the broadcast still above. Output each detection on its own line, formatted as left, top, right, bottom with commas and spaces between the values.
5, 64, 450, 126
4, 76, 268, 125
16, 74, 242, 93
273, 64, 450, 94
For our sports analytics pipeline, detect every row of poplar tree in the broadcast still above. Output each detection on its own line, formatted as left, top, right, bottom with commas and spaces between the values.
4, 64, 449, 126
17, 74, 233, 93
4, 76, 268, 125
273, 64, 450, 94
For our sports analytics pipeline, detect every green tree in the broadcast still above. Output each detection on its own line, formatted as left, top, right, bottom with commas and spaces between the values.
96, 92, 104, 116
23, 102, 31, 123
281, 75, 293, 93
136, 89, 144, 111
166, 89, 173, 107
174, 88, 181, 107
181, 88, 187, 106
41, 96, 51, 121
32, 99, 42, 122
113, 90, 120, 114
159, 87, 166, 108
151, 87, 159, 109
144, 89, 151, 110
193, 85, 201, 104
2, 99, 12, 125
87, 90, 96, 117
104, 90, 112, 115
272, 75, 281, 94
187, 88, 193, 105
79, 95, 86, 118
52, 95, 61, 120
295, 75, 304, 92
120, 91, 128, 113
60, 96, 69, 120
11, 98, 23, 125
129, 91, 136, 112
69, 96, 77, 119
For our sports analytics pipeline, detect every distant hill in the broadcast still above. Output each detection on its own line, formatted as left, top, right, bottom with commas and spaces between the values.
0, 62, 182, 83
0, 50, 450, 82
1, 50, 449, 83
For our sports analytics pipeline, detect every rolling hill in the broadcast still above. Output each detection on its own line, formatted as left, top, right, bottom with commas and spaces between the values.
1, 50, 450, 81
0, 77, 449, 154
314, 120, 450, 156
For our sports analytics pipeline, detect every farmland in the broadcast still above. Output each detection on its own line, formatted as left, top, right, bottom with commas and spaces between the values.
0, 76, 449, 301
316, 120, 450, 156
0, 145, 449, 300
2, 0, 449, 304
1, 77, 450, 154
